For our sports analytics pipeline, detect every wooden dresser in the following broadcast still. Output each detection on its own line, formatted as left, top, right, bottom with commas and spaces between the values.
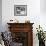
7, 23, 34, 46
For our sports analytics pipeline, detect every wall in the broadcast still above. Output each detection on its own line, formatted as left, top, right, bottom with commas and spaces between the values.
0, 0, 2, 32
40, 0, 46, 31
40, 0, 46, 13
2, 0, 40, 30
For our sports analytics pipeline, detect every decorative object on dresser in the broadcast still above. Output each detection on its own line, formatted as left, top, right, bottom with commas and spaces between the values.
7, 23, 34, 46
8, 19, 19, 23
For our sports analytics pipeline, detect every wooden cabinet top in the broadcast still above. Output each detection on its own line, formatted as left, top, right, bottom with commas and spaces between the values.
7, 23, 34, 25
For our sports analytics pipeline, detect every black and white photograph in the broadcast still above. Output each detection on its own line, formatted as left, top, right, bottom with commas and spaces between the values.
14, 5, 27, 16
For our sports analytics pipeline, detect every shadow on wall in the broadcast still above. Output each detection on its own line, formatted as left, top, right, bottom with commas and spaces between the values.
0, 0, 2, 32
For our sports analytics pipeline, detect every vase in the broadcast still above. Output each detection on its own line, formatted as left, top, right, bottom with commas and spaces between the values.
39, 40, 45, 46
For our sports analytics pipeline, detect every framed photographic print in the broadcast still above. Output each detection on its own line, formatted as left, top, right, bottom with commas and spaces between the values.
14, 5, 27, 16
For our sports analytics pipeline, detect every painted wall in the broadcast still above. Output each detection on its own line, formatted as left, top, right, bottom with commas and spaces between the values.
0, 0, 2, 32
2, 0, 40, 30
40, 0, 46, 31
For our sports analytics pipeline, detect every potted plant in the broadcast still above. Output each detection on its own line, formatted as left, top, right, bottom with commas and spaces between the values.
36, 25, 45, 46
